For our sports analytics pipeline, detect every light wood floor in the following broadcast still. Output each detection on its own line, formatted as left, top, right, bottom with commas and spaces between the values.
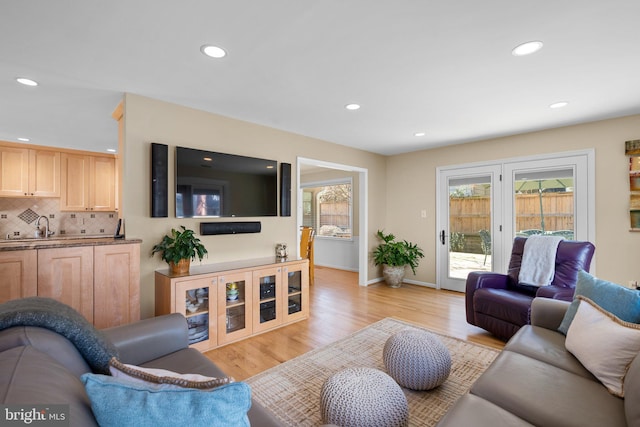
204, 266, 505, 380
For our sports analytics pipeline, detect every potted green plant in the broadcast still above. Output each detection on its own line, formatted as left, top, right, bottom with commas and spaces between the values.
372, 230, 424, 288
151, 226, 208, 275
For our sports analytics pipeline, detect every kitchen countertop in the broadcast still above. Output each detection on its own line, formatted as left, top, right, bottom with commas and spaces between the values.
0, 236, 142, 251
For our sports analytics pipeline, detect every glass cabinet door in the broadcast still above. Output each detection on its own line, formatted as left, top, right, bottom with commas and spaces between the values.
175, 277, 216, 351
217, 271, 253, 345
252, 267, 282, 333
283, 261, 309, 322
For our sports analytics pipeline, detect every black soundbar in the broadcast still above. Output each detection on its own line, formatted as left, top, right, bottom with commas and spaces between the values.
200, 221, 262, 235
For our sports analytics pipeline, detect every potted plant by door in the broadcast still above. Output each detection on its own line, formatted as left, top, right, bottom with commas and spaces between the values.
372, 230, 424, 288
151, 226, 208, 275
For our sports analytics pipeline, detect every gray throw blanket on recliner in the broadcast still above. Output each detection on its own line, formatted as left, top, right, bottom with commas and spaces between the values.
0, 297, 118, 374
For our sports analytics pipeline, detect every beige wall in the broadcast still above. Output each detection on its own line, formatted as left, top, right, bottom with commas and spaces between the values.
121, 94, 387, 318
386, 114, 640, 287
121, 92, 639, 319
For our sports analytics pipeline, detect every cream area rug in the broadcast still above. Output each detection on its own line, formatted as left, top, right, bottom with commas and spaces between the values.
246, 317, 500, 426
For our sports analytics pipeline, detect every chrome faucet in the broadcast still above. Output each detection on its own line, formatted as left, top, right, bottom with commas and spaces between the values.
36, 215, 50, 239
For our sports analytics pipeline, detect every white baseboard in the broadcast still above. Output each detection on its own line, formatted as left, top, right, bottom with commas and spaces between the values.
314, 263, 359, 272
403, 278, 437, 288
366, 277, 437, 289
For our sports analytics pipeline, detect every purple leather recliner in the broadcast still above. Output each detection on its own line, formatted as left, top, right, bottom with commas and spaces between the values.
465, 236, 595, 341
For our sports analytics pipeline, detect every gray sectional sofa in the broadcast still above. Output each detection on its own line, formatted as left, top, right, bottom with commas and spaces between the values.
0, 304, 281, 427
437, 297, 638, 427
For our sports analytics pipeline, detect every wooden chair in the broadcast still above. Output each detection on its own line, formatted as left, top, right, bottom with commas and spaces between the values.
300, 227, 315, 285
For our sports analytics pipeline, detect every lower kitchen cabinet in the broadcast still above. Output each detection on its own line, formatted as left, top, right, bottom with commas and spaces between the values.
0, 240, 140, 328
37, 246, 94, 323
93, 243, 140, 328
0, 250, 37, 303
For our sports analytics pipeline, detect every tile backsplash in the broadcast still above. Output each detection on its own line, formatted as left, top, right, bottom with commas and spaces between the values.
0, 198, 119, 239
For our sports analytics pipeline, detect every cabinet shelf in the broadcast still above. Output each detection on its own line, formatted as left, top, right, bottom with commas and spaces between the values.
186, 309, 209, 318
226, 299, 246, 308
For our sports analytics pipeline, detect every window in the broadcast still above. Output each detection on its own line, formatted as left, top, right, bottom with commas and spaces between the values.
302, 181, 352, 239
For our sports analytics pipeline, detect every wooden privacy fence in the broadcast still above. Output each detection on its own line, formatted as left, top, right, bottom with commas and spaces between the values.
319, 201, 350, 229
450, 193, 574, 253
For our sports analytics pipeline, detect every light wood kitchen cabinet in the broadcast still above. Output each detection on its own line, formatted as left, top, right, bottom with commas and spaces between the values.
60, 153, 89, 210
90, 156, 116, 211
156, 257, 309, 352
61, 153, 116, 211
0, 250, 37, 303
0, 146, 60, 197
37, 246, 94, 323
0, 239, 140, 328
93, 243, 140, 329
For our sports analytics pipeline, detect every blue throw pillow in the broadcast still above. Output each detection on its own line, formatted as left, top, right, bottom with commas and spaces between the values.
81, 373, 251, 427
558, 270, 640, 335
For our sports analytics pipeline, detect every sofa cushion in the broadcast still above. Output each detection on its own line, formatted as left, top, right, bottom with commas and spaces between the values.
504, 325, 594, 380
0, 345, 97, 426
81, 373, 251, 427
436, 394, 534, 427
109, 357, 232, 390
471, 350, 626, 427
623, 352, 640, 426
0, 326, 92, 377
558, 271, 640, 334
138, 347, 228, 377
565, 297, 640, 397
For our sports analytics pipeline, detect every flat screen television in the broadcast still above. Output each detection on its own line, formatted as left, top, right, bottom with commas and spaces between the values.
175, 146, 277, 218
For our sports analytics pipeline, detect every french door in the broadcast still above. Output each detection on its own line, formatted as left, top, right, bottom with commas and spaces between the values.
503, 155, 591, 243
436, 165, 502, 292
436, 150, 594, 292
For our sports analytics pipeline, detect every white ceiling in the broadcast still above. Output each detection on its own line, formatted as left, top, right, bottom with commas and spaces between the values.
1, 1, 640, 156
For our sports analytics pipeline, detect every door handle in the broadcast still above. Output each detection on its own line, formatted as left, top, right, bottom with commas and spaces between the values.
440, 230, 446, 245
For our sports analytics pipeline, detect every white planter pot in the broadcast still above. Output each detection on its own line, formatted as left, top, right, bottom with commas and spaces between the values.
382, 264, 406, 288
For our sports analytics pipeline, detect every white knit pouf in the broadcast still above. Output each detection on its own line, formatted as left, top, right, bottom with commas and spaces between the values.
320, 367, 409, 427
383, 329, 451, 390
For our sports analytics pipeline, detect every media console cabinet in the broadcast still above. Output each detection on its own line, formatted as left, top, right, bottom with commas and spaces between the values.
155, 257, 309, 351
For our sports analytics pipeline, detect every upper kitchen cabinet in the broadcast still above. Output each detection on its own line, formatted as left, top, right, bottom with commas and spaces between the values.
61, 153, 116, 212
0, 145, 60, 197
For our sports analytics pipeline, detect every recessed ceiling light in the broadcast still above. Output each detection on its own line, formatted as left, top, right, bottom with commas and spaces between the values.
200, 45, 227, 59
203, 157, 212, 161
106, 148, 116, 153
512, 41, 544, 56
345, 104, 361, 111
414, 132, 426, 137
16, 77, 38, 86
549, 101, 569, 109
17, 137, 30, 142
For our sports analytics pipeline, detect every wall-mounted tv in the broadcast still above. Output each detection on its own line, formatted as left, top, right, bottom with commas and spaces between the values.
176, 146, 278, 218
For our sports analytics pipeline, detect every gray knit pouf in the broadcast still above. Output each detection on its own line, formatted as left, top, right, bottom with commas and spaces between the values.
320, 367, 409, 427
383, 329, 451, 390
